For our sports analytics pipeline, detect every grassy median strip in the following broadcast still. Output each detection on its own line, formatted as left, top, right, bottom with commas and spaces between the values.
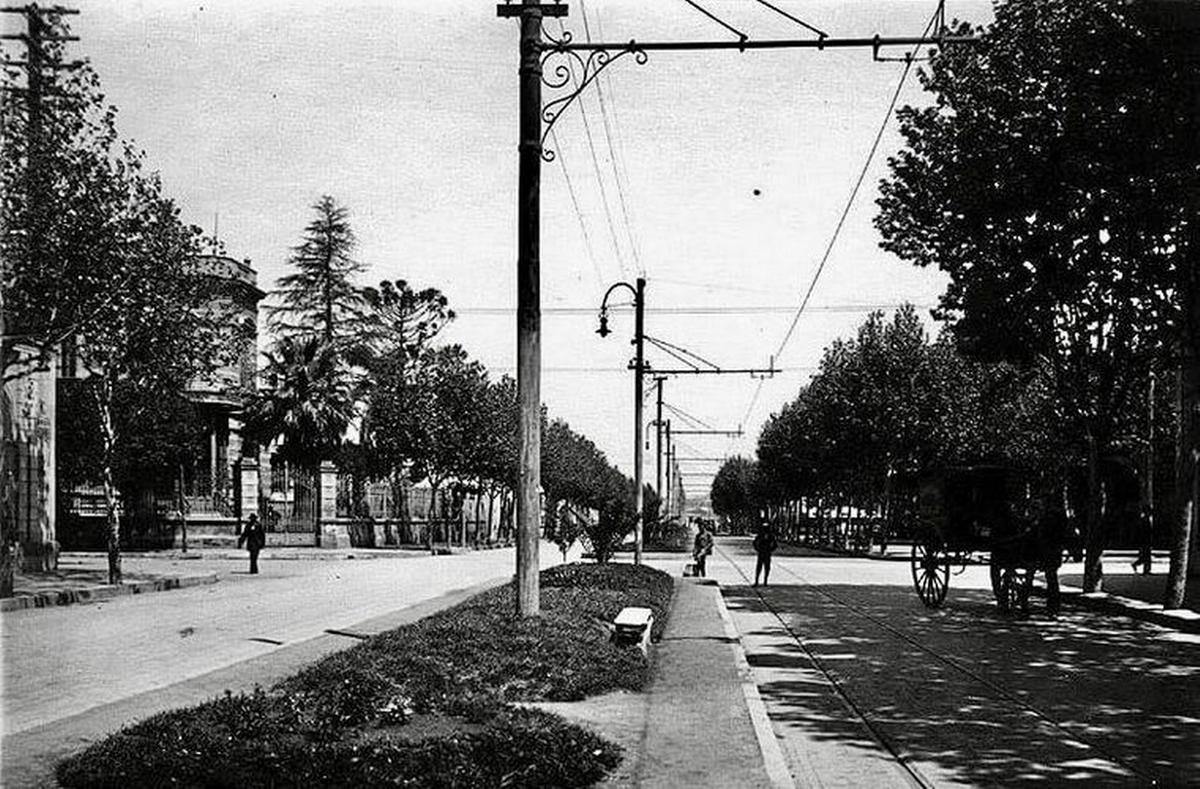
57, 562, 674, 788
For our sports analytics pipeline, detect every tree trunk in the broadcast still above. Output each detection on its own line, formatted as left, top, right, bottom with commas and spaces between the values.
1082, 433, 1105, 593
459, 490, 467, 548
1167, 360, 1199, 606
474, 494, 483, 548
487, 491, 496, 545
177, 464, 188, 553
426, 482, 438, 554
93, 378, 122, 585
97, 393, 121, 582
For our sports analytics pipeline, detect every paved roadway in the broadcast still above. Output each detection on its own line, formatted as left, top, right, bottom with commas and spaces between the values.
705, 536, 1200, 787
2, 542, 576, 737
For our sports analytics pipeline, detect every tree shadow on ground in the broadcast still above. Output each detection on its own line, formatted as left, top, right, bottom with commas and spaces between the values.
724, 582, 1199, 786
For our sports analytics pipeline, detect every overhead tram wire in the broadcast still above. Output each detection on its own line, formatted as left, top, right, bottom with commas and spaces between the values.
679, 0, 749, 41
592, 11, 644, 278
737, 1, 944, 436
643, 334, 720, 370
581, 0, 644, 277
750, 0, 828, 39
645, 337, 699, 370
449, 302, 935, 315
550, 125, 605, 289
664, 402, 719, 431
557, 16, 629, 280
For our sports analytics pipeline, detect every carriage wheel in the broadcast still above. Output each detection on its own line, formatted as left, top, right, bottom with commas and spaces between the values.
911, 538, 950, 608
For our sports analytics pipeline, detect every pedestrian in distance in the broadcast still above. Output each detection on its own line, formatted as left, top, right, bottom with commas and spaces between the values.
693, 523, 714, 578
753, 525, 777, 587
238, 513, 266, 575
1131, 505, 1153, 575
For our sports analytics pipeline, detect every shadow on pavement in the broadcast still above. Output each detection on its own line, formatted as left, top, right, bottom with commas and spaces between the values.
723, 582, 1199, 787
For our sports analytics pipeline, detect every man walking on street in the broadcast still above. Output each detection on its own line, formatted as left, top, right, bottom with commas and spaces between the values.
754, 524, 777, 587
238, 513, 266, 575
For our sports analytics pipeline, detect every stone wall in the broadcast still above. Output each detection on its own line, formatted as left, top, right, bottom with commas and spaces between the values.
2, 345, 58, 571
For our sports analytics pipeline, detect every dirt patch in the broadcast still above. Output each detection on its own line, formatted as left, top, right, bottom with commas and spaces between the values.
522, 689, 648, 787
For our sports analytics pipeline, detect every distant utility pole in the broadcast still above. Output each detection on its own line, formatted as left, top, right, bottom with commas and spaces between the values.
497, 0, 567, 617
664, 419, 672, 517
2, 4, 80, 240
654, 376, 666, 500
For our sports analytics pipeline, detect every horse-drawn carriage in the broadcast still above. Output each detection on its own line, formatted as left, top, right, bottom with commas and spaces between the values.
909, 465, 1075, 615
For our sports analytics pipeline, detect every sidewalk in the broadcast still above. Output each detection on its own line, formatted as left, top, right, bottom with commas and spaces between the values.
542, 575, 792, 788
1056, 567, 1200, 634
2, 554, 219, 612
1, 546, 446, 612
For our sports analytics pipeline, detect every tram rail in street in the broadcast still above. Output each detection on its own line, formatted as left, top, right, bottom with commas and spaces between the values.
714, 544, 1156, 787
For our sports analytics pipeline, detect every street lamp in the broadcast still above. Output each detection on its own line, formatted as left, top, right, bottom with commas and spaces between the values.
597, 277, 645, 565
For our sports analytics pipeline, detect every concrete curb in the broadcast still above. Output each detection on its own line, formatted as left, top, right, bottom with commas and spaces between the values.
1045, 584, 1200, 635
1, 573, 219, 613
711, 580, 797, 789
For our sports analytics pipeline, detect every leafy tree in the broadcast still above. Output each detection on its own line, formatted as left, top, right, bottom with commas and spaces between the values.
3, 18, 218, 583
711, 457, 759, 533
477, 376, 519, 542
351, 281, 457, 533
267, 196, 369, 349
541, 417, 635, 562
875, 0, 1195, 591
751, 304, 1067, 549
367, 345, 489, 551
244, 336, 355, 543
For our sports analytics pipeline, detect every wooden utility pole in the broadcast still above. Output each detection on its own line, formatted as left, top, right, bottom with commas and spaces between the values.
664, 419, 672, 518
498, 0, 567, 616
633, 276, 645, 564
655, 376, 665, 500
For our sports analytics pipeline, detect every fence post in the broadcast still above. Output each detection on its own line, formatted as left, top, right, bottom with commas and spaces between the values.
318, 461, 346, 548
238, 458, 259, 528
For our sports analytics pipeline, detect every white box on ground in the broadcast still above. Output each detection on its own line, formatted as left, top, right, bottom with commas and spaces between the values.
614, 606, 654, 652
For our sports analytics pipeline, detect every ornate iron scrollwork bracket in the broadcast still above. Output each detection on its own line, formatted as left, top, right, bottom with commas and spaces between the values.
538, 30, 647, 162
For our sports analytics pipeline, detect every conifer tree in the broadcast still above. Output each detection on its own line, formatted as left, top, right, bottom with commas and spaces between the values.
268, 195, 369, 347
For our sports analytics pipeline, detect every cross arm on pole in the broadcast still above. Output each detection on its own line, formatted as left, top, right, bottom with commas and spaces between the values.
637, 366, 776, 376
539, 34, 976, 53
496, 3, 567, 18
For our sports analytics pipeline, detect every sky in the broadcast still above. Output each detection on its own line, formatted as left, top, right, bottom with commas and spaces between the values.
17, 0, 995, 504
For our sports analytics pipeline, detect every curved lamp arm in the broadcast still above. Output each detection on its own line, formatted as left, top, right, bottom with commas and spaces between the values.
597, 280, 639, 337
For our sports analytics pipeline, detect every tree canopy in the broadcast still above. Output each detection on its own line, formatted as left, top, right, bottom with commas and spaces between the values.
875, 0, 1198, 591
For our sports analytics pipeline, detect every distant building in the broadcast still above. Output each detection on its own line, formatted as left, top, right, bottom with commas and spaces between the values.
56, 253, 264, 550
180, 255, 264, 521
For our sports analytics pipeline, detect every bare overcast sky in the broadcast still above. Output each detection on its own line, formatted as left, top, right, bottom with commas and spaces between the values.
43, 0, 994, 497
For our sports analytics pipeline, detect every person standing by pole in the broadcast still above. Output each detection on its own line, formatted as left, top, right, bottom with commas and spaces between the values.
238, 513, 266, 575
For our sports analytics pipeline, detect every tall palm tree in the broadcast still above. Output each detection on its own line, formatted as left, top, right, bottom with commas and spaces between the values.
245, 336, 355, 544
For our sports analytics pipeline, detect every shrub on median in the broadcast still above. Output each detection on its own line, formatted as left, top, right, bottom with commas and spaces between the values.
57, 562, 673, 788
